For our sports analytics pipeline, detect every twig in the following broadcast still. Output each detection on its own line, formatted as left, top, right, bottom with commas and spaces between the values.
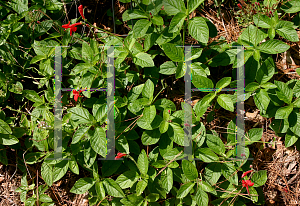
155, 150, 183, 178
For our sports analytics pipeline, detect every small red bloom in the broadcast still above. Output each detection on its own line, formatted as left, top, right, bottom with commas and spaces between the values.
255, 2, 260, 6
37, 21, 40, 24
241, 170, 252, 178
237, 3, 243, 9
78, 5, 85, 19
62, 22, 82, 36
115, 152, 126, 160
168, 110, 170, 113
73, 89, 82, 102
242, 180, 254, 195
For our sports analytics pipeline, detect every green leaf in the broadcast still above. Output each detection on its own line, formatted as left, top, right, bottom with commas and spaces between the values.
159, 120, 169, 134
161, 43, 184, 62
133, 19, 151, 38
276, 27, 299, 42
204, 163, 222, 185
221, 162, 238, 185
196, 148, 219, 162
275, 104, 293, 119
163, 0, 186, 15
251, 170, 267, 187
70, 178, 96, 194
195, 188, 209, 206
30, 55, 47, 64
246, 128, 263, 145
136, 179, 148, 196
192, 76, 214, 89
206, 134, 225, 155
138, 149, 149, 175
103, 178, 125, 197
23, 90, 43, 103
167, 123, 184, 146
10, 0, 28, 14
116, 135, 129, 154
270, 119, 289, 134
53, 160, 68, 182
72, 126, 90, 144
152, 15, 164, 25
39, 194, 53, 203
198, 180, 214, 193
0, 134, 19, 145
258, 39, 290, 54
176, 61, 185, 79
116, 171, 139, 189
68, 107, 94, 124
128, 84, 144, 102
122, 9, 148, 21
160, 167, 173, 193
154, 98, 176, 111
102, 160, 122, 177
285, 130, 298, 147
142, 79, 154, 99
152, 160, 179, 168
188, 17, 209, 43
289, 112, 300, 136
177, 182, 195, 199
137, 105, 156, 128
146, 193, 159, 202
245, 82, 260, 92
217, 94, 234, 112
0, 119, 12, 134
281, 0, 300, 13
216, 77, 231, 90
182, 160, 198, 181
142, 129, 161, 145
82, 41, 93, 63
188, 0, 205, 14
71, 63, 95, 75
169, 13, 186, 33
133, 52, 155, 67
256, 57, 275, 84
41, 161, 53, 186
293, 98, 300, 108
25, 152, 45, 164
253, 14, 271, 28
239, 25, 268, 46
69, 155, 79, 175
274, 80, 293, 104
253, 89, 270, 114
89, 127, 107, 157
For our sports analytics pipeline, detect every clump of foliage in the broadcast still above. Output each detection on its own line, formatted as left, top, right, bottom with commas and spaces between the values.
0, 0, 300, 205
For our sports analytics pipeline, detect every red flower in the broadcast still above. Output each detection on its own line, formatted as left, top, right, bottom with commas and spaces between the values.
241, 170, 252, 178
78, 5, 85, 19
62, 21, 82, 36
115, 152, 126, 160
237, 3, 243, 9
242, 180, 254, 195
37, 21, 40, 24
255, 2, 260, 6
73, 89, 83, 102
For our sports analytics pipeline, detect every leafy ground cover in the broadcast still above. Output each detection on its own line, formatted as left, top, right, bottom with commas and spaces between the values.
0, 0, 300, 205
